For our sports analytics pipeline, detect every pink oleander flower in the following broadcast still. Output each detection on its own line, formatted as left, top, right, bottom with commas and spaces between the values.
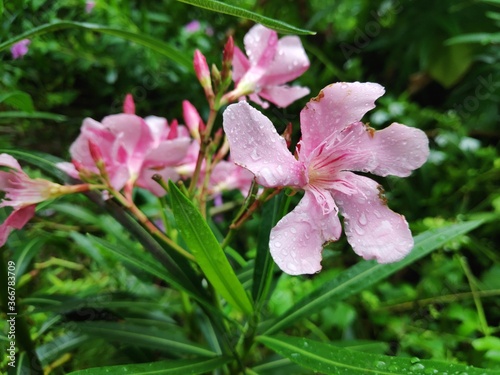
227, 24, 310, 108
185, 20, 201, 33
11, 39, 31, 59
0, 154, 88, 246
85, 1, 96, 13
57, 105, 190, 196
223, 82, 430, 275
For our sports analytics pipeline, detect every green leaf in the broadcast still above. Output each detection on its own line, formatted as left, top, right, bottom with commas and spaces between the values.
175, 0, 315, 35
36, 332, 90, 365
0, 91, 35, 112
427, 43, 473, 88
0, 21, 191, 69
257, 334, 500, 375
263, 220, 483, 335
0, 149, 69, 182
71, 321, 216, 357
0, 111, 67, 122
168, 181, 253, 314
67, 357, 231, 375
446, 32, 500, 45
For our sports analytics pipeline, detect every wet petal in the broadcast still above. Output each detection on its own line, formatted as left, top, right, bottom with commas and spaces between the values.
243, 24, 278, 68
300, 82, 385, 155
259, 84, 310, 108
332, 172, 414, 263
0, 153, 22, 172
223, 101, 306, 188
259, 35, 310, 86
270, 190, 342, 275
232, 46, 250, 83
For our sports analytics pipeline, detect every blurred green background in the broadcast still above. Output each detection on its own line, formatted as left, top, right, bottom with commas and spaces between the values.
1, 0, 499, 373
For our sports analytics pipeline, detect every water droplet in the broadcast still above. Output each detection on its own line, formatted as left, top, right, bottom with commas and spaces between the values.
290, 227, 297, 234
250, 148, 261, 161
274, 241, 282, 248
359, 212, 367, 225
375, 361, 386, 369
340, 83, 348, 89
354, 225, 365, 235
410, 363, 425, 371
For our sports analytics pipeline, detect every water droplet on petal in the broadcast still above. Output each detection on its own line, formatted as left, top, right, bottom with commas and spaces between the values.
359, 212, 367, 225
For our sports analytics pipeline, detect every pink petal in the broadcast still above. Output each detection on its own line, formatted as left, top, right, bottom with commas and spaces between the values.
259, 35, 310, 86
55, 162, 79, 179
232, 47, 250, 84
332, 172, 414, 263
143, 138, 191, 167
223, 101, 307, 188
259, 84, 310, 108
0, 153, 22, 172
0, 205, 36, 246
300, 82, 385, 155
243, 24, 278, 69
270, 190, 342, 275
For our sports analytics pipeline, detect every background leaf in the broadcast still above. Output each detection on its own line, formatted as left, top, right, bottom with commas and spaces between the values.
175, 0, 315, 35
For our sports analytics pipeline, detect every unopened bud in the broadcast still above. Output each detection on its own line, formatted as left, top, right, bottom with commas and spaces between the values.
221, 36, 234, 83
123, 93, 135, 114
167, 119, 179, 140
194, 50, 214, 100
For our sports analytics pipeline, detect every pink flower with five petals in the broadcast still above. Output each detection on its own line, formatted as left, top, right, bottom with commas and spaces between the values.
228, 24, 310, 108
223, 82, 430, 275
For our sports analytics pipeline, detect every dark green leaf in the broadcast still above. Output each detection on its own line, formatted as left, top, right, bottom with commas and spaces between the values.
67, 356, 232, 375
36, 332, 90, 365
0, 111, 66, 121
175, 0, 315, 35
257, 335, 500, 375
71, 321, 216, 357
0, 21, 191, 69
168, 181, 253, 314
263, 220, 483, 335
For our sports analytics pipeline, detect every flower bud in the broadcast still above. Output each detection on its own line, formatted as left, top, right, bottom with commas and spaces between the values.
123, 93, 135, 114
194, 50, 214, 100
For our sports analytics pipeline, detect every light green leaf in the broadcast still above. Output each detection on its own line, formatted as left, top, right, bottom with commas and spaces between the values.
175, 0, 315, 35
0, 21, 191, 69
257, 335, 500, 375
263, 220, 483, 335
168, 181, 253, 315
0, 91, 35, 112
67, 357, 231, 375
71, 321, 216, 357
446, 32, 500, 45
427, 43, 472, 88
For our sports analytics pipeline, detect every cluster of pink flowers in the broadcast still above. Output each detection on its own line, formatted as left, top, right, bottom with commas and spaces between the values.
2, 22, 429, 278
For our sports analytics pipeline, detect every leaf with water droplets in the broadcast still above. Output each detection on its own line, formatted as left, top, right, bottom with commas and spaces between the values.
257, 334, 500, 375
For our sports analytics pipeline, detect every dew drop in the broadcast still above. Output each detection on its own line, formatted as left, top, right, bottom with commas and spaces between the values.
359, 212, 367, 225
274, 241, 282, 248
290, 227, 297, 234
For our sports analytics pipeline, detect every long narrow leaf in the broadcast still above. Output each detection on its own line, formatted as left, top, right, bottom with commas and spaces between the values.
168, 181, 253, 314
67, 356, 231, 375
0, 111, 67, 121
263, 220, 483, 334
0, 21, 191, 69
257, 335, 500, 375
176, 0, 315, 35
71, 321, 216, 357
0, 149, 69, 182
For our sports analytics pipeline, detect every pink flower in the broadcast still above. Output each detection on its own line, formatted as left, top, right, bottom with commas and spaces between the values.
223, 82, 430, 275
58, 111, 190, 196
0, 154, 88, 246
227, 24, 310, 108
185, 20, 201, 33
11, 39, 31, 59
85, 1, 96, 14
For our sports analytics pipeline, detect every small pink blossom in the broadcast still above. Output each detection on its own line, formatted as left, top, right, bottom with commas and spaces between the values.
223, 82, 430, 275
85, 1, 96, 14
11, 39, 31, 59
227, 24, 310, 108
57, 104, 191, 195
0, 154, 88, 246
185, 20, 201, 33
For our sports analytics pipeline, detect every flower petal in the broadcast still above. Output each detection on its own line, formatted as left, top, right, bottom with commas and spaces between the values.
0, 153, 22, 172
0, 205, 36, 247
223, 101, 306, 188
232, 47, 250, 84
332, 172, 414, 263
300, 82, 385, 155
270, 190, 342, 275
259, 35, 310, 86
243, 24, 278, 68
259, 84, 310, 108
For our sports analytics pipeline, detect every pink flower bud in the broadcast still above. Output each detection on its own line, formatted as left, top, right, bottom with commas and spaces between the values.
123, 93, 135, 114
194, 50, 214, 99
